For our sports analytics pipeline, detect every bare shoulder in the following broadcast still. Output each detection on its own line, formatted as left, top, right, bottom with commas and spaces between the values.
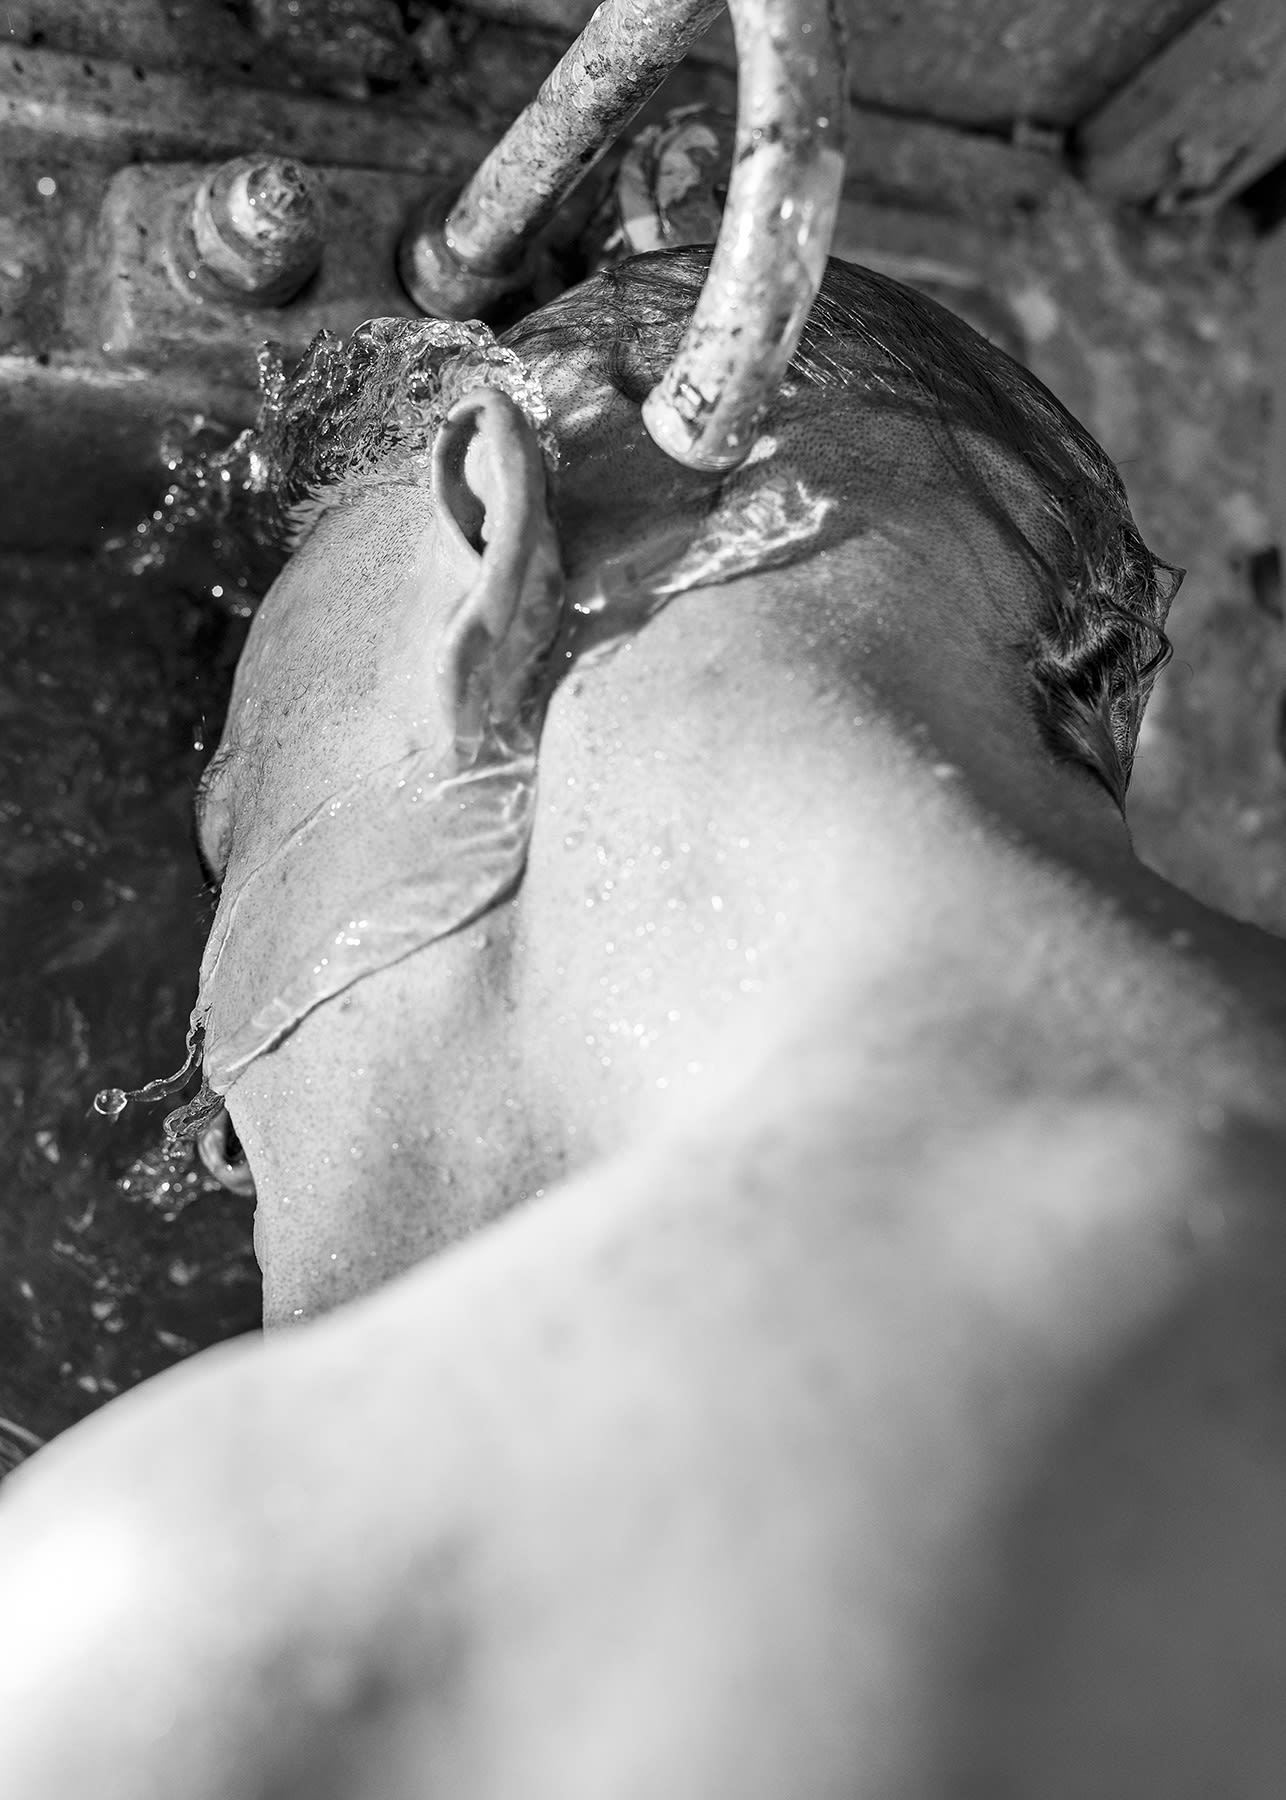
2, 1099, 1286, 1798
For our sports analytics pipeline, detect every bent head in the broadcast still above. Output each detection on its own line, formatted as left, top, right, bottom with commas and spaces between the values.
193, 249, 1177, 1322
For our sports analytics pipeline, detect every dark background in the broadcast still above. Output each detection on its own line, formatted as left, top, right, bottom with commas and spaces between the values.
0, 554, 259, 1459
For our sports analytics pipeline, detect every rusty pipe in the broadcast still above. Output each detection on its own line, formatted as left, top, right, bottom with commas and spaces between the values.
641, 0, 847, 469
399, 0, 725, 320
400, 0, 846, 473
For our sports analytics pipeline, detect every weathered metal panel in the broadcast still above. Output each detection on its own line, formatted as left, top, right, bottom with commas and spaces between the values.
0, 43, 490, 173
464, 0, 1214, 129
0, 31, 1062, 555
0, 41, 1058, 220
95, 162, 420, 383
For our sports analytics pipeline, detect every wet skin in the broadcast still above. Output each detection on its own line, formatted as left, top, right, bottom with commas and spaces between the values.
3, 272, 1286, 1798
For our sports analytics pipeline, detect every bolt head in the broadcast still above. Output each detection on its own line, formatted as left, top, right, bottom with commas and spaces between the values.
189, 156, 325, 307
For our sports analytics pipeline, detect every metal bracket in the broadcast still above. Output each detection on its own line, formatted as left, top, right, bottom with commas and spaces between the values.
93, 161, 423, 384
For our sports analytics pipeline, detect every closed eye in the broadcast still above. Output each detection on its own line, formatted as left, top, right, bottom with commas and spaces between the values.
191, 808, 221, 892
193, 749, 236, 889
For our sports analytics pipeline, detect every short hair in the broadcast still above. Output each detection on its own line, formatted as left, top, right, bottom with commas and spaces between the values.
503, 249, 1179, 810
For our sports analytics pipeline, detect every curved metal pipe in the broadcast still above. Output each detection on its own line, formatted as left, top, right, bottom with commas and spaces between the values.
641, 0, 847, 470
400, 0, 846, 473
399, 0, 725, 321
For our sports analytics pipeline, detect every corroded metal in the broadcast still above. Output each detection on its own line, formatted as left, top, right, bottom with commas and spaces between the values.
641, 0, 847, 470
184, 155, 325, 307
98, 161, 420, 385
614, 105, 735, 254
398, 0, 724, 317
397, 184, 532, 321
401, 0, 846, 471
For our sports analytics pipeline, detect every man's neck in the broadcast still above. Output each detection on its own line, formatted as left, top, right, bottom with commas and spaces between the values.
521, 714, 1286, 1180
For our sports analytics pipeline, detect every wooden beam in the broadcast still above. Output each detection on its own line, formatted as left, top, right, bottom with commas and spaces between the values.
1081, 0, 1286, 210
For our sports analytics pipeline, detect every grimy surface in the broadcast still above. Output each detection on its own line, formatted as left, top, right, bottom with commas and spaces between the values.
0, 555, 259, 1458
481, 0, 1212, 130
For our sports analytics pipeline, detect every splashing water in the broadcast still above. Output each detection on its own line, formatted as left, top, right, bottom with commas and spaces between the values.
108, 318, 557, 603
105, 405, 277, 613
95, 315, 558, 1132
197, 725, 541, 1095
116, 1136, 218, 1224
93, 1014, 224, 1146
96, 301, 847, 1123
93, 1013, 200, 1118
261, 315, 558, 530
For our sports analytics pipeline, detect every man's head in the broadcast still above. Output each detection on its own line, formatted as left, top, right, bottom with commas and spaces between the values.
503, 250, 1177, 805
194, 249, 1177, 1321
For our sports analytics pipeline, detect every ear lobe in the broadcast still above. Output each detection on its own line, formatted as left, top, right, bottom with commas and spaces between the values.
431, 388, 564, 755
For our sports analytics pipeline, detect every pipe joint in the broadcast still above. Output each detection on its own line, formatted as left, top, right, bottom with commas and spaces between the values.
397, 187, 527, 321
397, 0, 846, 470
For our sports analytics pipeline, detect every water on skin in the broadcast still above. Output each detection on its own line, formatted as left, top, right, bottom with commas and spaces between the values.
107, 314, 841, 1112
30, 307, 844, 1471
100, 316, 560, 1124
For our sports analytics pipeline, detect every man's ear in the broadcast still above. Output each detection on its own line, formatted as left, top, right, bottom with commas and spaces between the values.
431, 388, 564, 755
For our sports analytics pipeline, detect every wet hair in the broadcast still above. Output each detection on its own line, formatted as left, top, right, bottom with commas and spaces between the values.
503, 248, 1179, 810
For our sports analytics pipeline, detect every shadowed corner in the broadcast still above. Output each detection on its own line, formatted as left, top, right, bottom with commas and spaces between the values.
0, 1415, 44, 1485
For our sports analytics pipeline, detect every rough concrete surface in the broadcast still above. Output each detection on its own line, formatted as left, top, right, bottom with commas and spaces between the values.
0, 554, 260, 1448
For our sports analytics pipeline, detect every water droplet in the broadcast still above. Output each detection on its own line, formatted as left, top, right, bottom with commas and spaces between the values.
94, 1087, 128, 1119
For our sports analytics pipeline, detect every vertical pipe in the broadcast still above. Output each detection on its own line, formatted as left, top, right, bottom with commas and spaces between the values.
399, 0, 724, 318
640, 0, 847, 471
400, 0, 848, 474
448, 0, 726, 273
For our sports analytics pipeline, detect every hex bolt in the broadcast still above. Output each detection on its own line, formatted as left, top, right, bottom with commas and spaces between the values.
185, 155, 325, 308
